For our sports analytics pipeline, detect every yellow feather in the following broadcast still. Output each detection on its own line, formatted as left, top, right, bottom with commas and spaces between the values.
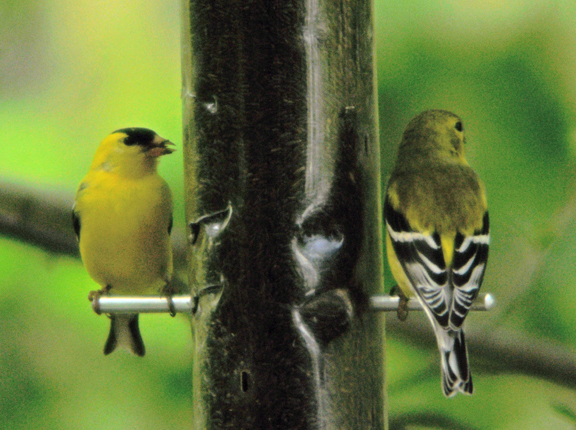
440, 232, 456, 268
76, 173, 172, 294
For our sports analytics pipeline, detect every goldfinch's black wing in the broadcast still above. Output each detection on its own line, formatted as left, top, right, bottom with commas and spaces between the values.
384, 196, 489, 330
72, 182, 89, 241
450, 212, 489, 328
72, 205, 81, 241
385, 196, 450, 327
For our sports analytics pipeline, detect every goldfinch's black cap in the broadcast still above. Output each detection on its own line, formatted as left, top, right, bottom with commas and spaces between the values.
113, 127, 158, 147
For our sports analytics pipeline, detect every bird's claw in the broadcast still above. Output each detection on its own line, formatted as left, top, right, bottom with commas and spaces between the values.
397, 295, 409, 321
161, 281, 177, 317
390, 285, 409, 322
88, 285, 111, 315
166, 295, 176, 317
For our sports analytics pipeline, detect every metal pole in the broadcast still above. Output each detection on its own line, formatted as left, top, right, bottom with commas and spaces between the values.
181, 0, 385, 428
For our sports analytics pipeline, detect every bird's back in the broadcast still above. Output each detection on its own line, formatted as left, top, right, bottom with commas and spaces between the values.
389, 160, 486, 236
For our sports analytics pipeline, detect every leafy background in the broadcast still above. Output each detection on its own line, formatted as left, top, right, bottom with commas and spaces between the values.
1, 0, 575, 429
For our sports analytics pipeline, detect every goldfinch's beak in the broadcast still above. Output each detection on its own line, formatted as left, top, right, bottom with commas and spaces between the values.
146, 136, 176, 158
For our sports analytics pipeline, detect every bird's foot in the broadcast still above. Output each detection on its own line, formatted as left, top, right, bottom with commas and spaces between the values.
88, 285, 111, 315
161, 282, 177, 317
166, 295, 176, 317
390, 285, 409, 322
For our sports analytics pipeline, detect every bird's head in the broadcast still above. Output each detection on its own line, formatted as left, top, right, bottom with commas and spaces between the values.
90, 127, 175, 178
401, 110, 467, 164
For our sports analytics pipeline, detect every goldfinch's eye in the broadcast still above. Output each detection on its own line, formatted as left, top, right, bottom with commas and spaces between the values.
455, 121, 463, 132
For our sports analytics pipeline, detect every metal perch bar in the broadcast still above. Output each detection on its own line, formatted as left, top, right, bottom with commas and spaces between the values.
370, 292, 495, 312
91, 295, 196, 314
92, 293, 495, 314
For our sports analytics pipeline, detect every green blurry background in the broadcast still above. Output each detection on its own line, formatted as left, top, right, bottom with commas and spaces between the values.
1, 0, 575, 429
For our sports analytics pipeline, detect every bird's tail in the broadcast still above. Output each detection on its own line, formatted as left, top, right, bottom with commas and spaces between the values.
104, 313, 145, 357
434, 325, 472, 397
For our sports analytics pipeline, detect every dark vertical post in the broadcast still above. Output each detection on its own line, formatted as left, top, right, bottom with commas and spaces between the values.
181, 0, 385, 428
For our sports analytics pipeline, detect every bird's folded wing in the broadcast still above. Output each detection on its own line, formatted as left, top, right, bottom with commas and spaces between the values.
385, 197, 489, 330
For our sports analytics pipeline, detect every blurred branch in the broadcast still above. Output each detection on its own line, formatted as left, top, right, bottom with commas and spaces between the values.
389, 412, 481, 430
0, 178, 187, 267
387, 314, 576, 389
551, 403, 576, 425
0, 178, 78, 256
1, 179, 575, 387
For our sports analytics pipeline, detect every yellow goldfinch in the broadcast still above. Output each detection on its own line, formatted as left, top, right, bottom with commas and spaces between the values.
73, 128, 175, 356
384, 110, 489, 397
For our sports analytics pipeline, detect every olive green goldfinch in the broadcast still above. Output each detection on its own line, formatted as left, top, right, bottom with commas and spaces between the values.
384, 110, 489, 397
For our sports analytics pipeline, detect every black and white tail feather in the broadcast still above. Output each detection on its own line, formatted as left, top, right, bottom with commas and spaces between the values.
104, 313, 145, 357
385, 198, 489, 397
